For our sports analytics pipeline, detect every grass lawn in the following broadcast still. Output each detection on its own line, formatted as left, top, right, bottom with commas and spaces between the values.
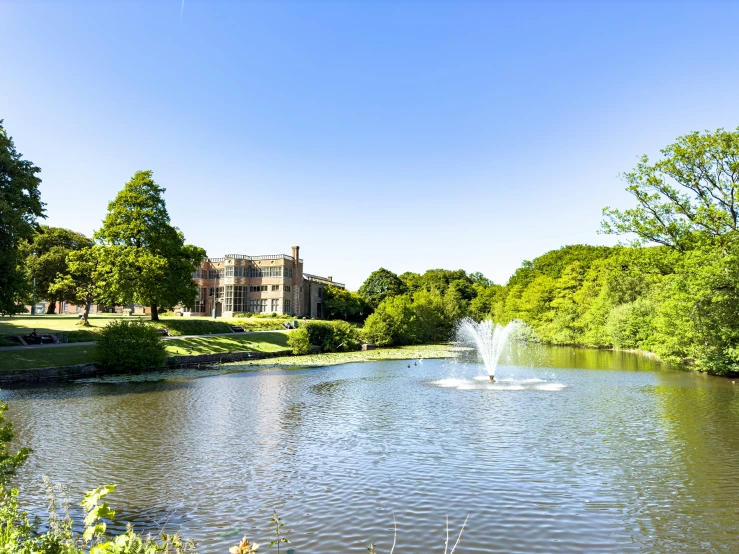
164, 331, 290, 356
0, 314, 293, 343
0, 345, 98, 371
0, 332, 291, 371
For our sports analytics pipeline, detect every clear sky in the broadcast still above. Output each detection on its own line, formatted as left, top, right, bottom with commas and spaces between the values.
2, 0, 738, 289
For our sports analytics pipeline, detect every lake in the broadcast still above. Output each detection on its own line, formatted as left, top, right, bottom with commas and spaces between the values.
3, 346, 739, 553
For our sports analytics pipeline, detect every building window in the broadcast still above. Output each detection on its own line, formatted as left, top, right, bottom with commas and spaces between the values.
249, 299, 268, 313
318, 287, 323, 298
284, 299, 291, 314
271, 285, 280, 291
193, 288, 207, 312
249, 285, 267, 292
234, 266, 244, 277
224, 285, 245, 312
285, 268, 293, 279
271, 298, 279, 312
248, 266, 283, 278
284, 285, 291, 292
226, 266, 235, 277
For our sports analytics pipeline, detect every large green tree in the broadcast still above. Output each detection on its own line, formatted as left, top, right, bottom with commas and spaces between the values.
94, 170, 205, 321
602, 127, 739, 250
358, 268, 407, 309
19, 226, 92, 313
0, 120, 45, 315
49, 245, 101, 325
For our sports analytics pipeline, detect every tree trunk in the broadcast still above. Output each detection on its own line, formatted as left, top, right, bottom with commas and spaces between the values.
82, 297, 91, 326
46, 301, 56, 314
150, 303, 159, 321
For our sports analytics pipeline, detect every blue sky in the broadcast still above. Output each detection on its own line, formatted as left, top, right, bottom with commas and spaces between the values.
2, 0, 738, 289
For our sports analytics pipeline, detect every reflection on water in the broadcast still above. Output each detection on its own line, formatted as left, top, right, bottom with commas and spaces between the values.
2, 348, 739, 553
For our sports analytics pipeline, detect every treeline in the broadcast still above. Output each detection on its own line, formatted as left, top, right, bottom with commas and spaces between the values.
335, 127, 739, 377
1, 119, 204, 323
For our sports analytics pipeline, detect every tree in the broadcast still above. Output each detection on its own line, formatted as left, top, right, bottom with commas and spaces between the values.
323, 285, 368, 321
94, 170, 205, 321
602, 127, 739, 250
358, 268, 407, 309
0, 120, 45, 315
19, 226, 92, 313
49, 246, 100, 325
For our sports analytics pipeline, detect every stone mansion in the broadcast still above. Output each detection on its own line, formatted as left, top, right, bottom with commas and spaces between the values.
187, 245, 343, 318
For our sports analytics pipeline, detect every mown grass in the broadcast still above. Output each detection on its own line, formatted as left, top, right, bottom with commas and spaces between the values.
0, 332, 291, 371
0, 345, 98, 371
0, 314, 294, 344
0, 314, 129, 343
165, 331, 290, 356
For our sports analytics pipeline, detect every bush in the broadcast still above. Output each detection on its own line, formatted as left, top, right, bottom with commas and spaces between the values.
287, 328, 311, 354
96, 320, 167, 372
301, 320, 362, 353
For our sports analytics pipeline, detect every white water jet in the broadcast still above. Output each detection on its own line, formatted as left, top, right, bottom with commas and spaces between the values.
455, 318, 518, 382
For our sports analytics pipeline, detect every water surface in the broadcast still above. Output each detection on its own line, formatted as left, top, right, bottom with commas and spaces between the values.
3, 346, 739, 553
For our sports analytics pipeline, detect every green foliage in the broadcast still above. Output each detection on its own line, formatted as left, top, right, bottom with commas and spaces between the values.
0, 400, 30, 488
362, 292, 451, 347
93, 171, 205, 321
0, 120, 45, 315
323, 285, 369, 321
300, 320, 362, 353
287, 328, 311, 355
358, 268, 407, 309
19, 226, 93, 313
96, 320, 167, 372
602, 127, 739, 250
268, 511, 290, 553
50, 246, 101, 325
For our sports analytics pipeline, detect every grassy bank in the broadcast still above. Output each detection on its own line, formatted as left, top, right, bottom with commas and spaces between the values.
0, 314, 293, 345
165, 331, 289, 355
224, 343, 460, 370
0, 332, 291, 371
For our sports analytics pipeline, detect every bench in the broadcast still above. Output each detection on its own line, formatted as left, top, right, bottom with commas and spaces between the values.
230, 326, 245, 333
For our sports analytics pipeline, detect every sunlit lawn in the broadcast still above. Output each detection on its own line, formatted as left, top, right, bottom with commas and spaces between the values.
0, 331, 290, 371
0, 314, 291, 344
164, 331, 290, 356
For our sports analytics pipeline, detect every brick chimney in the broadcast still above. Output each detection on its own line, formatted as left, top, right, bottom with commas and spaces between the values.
327, 276, 333, 282
291, 245, 299, 262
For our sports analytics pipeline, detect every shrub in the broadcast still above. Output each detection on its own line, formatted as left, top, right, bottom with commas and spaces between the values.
300, 320, 362, 353
96, 320, 167, 372
287, 328, 311, 355
329, 320, 362, 352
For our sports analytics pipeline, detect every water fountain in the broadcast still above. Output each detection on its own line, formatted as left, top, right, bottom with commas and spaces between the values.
455, 318, 518, 382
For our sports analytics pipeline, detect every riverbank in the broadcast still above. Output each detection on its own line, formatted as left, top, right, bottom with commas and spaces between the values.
0, 332, 290, 371
223, 343, 461, 369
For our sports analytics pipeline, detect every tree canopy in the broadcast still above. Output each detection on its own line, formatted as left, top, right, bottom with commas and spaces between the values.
602, 127, 739, 250
358, 268, 407, 309
0, 120, 45, 314
94, 170, 205, 320
19, 226, 92, 313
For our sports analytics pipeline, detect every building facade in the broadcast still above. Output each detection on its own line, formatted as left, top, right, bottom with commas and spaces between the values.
186, 246, 344, 318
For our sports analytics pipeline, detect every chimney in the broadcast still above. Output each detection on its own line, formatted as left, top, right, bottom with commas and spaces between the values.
292, 245, 299, 262
327, 276, 333, 282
